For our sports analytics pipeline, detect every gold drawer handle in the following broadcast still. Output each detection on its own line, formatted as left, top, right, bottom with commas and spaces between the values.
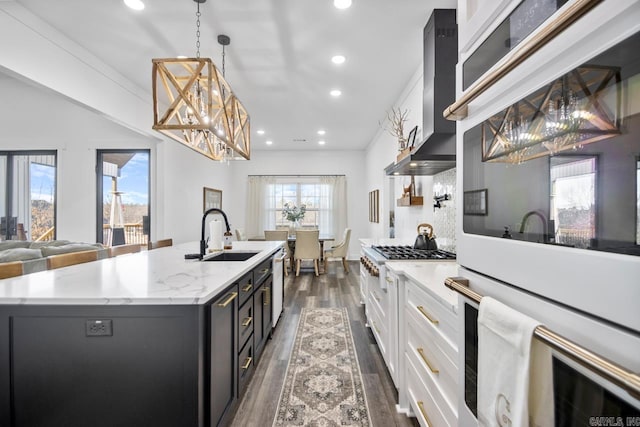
217, 292, 238, 308
372, 291, 381, 302
263, 287, 270, 305
242, 284, 253, 292
242, 316, 253, 327
260, 268, 270, 274
241, 356, 252, 370
386, 277, 393, 283
417, 305, 439, 325
372, 321, 381, 334
417, 347, 439, 374
417, 401, 432, 426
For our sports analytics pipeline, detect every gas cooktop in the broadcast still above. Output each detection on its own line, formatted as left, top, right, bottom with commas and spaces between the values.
372, 245, 456, 260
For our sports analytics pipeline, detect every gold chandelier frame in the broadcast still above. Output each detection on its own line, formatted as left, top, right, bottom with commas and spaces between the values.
152, 57, 250, 160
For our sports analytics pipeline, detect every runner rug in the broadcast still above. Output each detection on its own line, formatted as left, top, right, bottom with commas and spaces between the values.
273, 307, 371, 426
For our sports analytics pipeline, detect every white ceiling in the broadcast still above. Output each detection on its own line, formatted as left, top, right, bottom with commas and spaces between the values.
10, 0, 456, 152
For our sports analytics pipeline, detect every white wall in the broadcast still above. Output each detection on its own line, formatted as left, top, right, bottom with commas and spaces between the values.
364, 66, 439, 242
0, 75, 240, 246
228, 150, 366, 260
0, 77, 158, 243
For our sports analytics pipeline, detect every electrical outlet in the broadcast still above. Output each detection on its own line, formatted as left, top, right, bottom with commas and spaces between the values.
86, 319, 113, 337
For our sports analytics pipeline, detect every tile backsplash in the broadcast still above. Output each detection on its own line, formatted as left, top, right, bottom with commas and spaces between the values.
432, 168, 456, 252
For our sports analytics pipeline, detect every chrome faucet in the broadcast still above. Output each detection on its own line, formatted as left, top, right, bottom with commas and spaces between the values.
519, 210, 553, 243
200, 208, 231, 259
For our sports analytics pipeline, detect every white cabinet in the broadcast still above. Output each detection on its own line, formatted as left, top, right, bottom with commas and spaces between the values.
368, 268, 399, 386
391, 263, 459, 427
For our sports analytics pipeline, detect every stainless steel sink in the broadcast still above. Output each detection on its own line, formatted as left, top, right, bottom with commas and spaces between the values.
202, 251, 259, 262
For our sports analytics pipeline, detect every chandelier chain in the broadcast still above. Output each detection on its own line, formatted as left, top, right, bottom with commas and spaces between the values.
195, 3, 201, 58
222, 45, 226, 77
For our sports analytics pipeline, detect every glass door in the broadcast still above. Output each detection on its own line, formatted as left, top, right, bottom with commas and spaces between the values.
0, 151, 57, 241
96, 150, 150, 247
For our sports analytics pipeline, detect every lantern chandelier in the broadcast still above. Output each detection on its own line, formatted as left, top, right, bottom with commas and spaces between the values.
481, 66, 620, 164
152, 0, 250, 161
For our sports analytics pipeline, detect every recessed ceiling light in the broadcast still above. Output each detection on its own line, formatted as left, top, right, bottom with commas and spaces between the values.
317, 130, 326, 135
330, 89, 342, 97
393, 172, 400, 176
177, 55, 187, 59
331, 55, 346, 65
334, 0, 352, 10
318, 140, 326, 145
266, 140, 273, 145
124, 0, 145, 11
257, 130, 265, 135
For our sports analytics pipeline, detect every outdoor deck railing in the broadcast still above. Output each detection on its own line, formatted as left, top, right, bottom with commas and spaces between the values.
103, 223, 148, 247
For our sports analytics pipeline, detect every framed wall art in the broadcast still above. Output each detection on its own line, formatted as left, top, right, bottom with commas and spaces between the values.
203, 187, 222, 213
369, 189, 379, 223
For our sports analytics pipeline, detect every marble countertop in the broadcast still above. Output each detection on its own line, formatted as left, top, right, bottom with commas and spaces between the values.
0, 241, 283, 306
386, 261, 460, 313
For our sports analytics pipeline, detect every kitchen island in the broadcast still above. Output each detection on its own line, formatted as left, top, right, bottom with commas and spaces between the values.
0, 241, 283, 427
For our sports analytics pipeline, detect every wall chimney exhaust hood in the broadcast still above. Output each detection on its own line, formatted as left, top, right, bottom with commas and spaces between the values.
386, 9, 457, 176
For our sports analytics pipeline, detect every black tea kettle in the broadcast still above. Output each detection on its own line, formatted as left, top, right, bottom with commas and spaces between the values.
414, 223, 438, 250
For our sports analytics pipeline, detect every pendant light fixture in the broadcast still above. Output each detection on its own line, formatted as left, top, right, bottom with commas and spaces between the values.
152, 0, 250, 161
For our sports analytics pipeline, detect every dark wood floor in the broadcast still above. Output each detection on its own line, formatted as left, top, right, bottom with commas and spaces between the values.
231, 261, 419, 426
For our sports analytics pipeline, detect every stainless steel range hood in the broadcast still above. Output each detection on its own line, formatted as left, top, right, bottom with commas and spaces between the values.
386, 9, 457, 176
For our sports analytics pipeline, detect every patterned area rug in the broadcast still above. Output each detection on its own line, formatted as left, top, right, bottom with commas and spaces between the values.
273, 307, 371, 426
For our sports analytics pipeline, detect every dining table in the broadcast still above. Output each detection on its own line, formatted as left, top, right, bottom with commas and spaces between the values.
249, 233, 335, 262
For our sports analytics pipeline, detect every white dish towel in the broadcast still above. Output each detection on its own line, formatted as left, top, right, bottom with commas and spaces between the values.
477, 296, 554, 427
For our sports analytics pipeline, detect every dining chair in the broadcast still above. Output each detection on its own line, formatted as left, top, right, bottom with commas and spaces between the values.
148, 238, 173, 250
235, 229, 247, 241
0, 261, 24, 279
109, 243, 141, 257
264, 230, 292, 276
324, 228, 351, 273
293, 230, 321, 276
46, 250, 99, 270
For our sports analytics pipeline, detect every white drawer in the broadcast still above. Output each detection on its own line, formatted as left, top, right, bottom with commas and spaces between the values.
368, 299, 388, 362
406, 354, 456, 427
406, 313, 458, 413
369, 285, 388, 321
369, 277, 388, 315
405, 278, 458, 349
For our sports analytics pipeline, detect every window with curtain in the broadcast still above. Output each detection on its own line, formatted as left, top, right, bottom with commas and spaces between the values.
246, 175, 347, 240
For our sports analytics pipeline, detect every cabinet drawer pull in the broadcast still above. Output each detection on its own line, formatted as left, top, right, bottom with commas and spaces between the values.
242, 284, 253, 292
260, 268, 270, 274
417, 401, 432, 426
241, 357, 252, 370
372, 320, 380, 334
372, 291, 381, 302
242, 316, 253, 327
416, 347, 439, 374
417, 305, 439, 325
217, 292, 238, 308
386, 277, 393, 283
263, 287, 270, 305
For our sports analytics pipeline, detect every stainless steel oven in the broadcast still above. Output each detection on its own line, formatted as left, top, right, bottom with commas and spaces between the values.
454, 0, 640, 424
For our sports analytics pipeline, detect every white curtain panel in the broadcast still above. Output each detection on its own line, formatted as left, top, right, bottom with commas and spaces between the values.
321, 175, 348, 241
247, 175, 347, 242
246, 175, 276, 238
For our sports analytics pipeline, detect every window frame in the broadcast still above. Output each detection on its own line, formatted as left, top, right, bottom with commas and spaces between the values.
0, 150, 58, 241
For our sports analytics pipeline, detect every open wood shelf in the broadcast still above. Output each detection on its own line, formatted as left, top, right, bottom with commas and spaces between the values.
396, 196, 423, 207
